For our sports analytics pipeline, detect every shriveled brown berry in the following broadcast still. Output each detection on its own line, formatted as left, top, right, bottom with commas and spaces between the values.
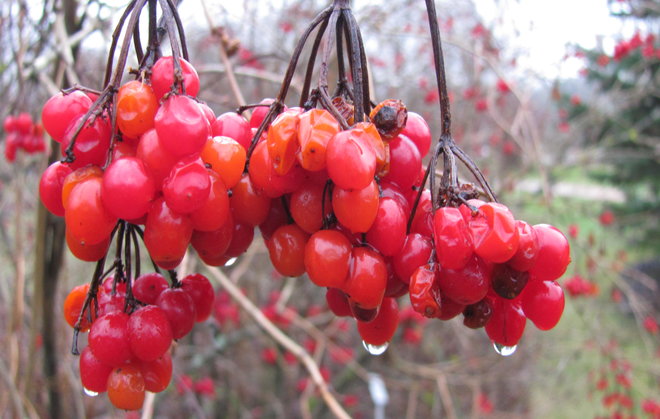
463, 298, 493, 329
492, 264, 529, 299
369, 99, 408, 141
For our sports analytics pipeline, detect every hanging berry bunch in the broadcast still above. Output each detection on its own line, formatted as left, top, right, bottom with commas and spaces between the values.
220, 0, 571, 357
3, 113, 46, 162
38, 0, 219, 410
204, 0, 434, 355
401, 0, 571, 355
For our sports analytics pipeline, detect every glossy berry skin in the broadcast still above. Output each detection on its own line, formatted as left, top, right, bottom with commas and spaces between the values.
162, 156, 211, 214
191, 215, 234, 265
150, 56, 200, 100
39, 161, 72, 217
180, 273, 215, 322
116, 80, 158, 139
267, 109, 300, 176
140, 352, 173, 393
190, 171, 229, 231
259, 198, 290, 242
400, 111, 431, 157
485, 296, 526, 347
230, 173, 271, 227
88, 312, 132, 367
248, 98, 275, 130
326, 128, 377, 190
156, 288, 196, 339
521, 279, 565, 330
357, 298, 400, 346
224, 220, 255, 258
528, 224, 571, 281
79, 346, 113, 393
65, 177, 118, 245
63, 283, 94, 331
136, 128, 178, 189
436, 294, 466, 321
61, 165, 103, 211
296, 109, 340, 171
325, 288, 352, 317
462, 298, 493, 329
60, 115, 111, 170
437, 254, 491, 305
491, 264, 529, 299
332, 180, 380, 233
66, 227, 111, 261
41, 90, 92, 142
289, 180, 331, 234
383, 134, 421, 190
342, 247, 387, 310
127, 305, 173, 362
132, 273, 168, 305
433, 207, 473, 270
304, 229, 352, 288
267, 224, 309, 277
410, 189, 433, 237
200, 136, 246, 189
384, 264, 409, 298
409, 264, 442, 318
144, 198, 193, 269
392, 233, 433, 284
107, 364, 146, 411
366, 197, 407, 257
154, 95, 210, 158
248, 139, 305, 198
211, 112, 251, 151
508, 220, 539, 272
467, 203, 519, 264
101, 157, 156, 220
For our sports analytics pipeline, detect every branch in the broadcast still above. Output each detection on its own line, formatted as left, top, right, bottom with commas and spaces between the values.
205, 267, 350, 419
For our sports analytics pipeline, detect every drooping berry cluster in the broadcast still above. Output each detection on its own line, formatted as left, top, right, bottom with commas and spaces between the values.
3, 113, 46, 162
410, 198, 570, 350
63, 272, 214, 410
39, 56, 243, 269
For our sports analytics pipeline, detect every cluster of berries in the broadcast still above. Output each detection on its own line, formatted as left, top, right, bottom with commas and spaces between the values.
3, 113, 46, 162
213, 94, 571, 353
63, 272, 214, 410
39, 57, 245, 268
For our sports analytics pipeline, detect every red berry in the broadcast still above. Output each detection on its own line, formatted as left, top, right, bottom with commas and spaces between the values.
150, 56, 200, 100
180, 273, 215, 322
79, 346, 113, 393
132, 273, 168, 305
485, 296, 526, 347
467, 203, 519, 264
357, 298, 400, 347
433, 207, 473, 270
101, 157, 156, 220
528, 224, 571, 281
89, 312, 132, 367
520, 279, 565, 330
342, 247, 387, 310
409, 264, 441, 318
156, 288, 196, 339
266, 224, 309, 277
128, 305, 173, 362
154, 95, 210, 158
304, 229, 351, 288
107, 364, 146, 411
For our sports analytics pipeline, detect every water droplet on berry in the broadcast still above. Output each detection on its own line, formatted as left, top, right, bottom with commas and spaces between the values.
492, 342, 517, 356
83, 387, 98, 397
224, 257, 238, 267
362, 340, 389, 356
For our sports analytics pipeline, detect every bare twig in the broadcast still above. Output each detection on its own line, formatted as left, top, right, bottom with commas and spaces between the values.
205, 267, 351, 419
